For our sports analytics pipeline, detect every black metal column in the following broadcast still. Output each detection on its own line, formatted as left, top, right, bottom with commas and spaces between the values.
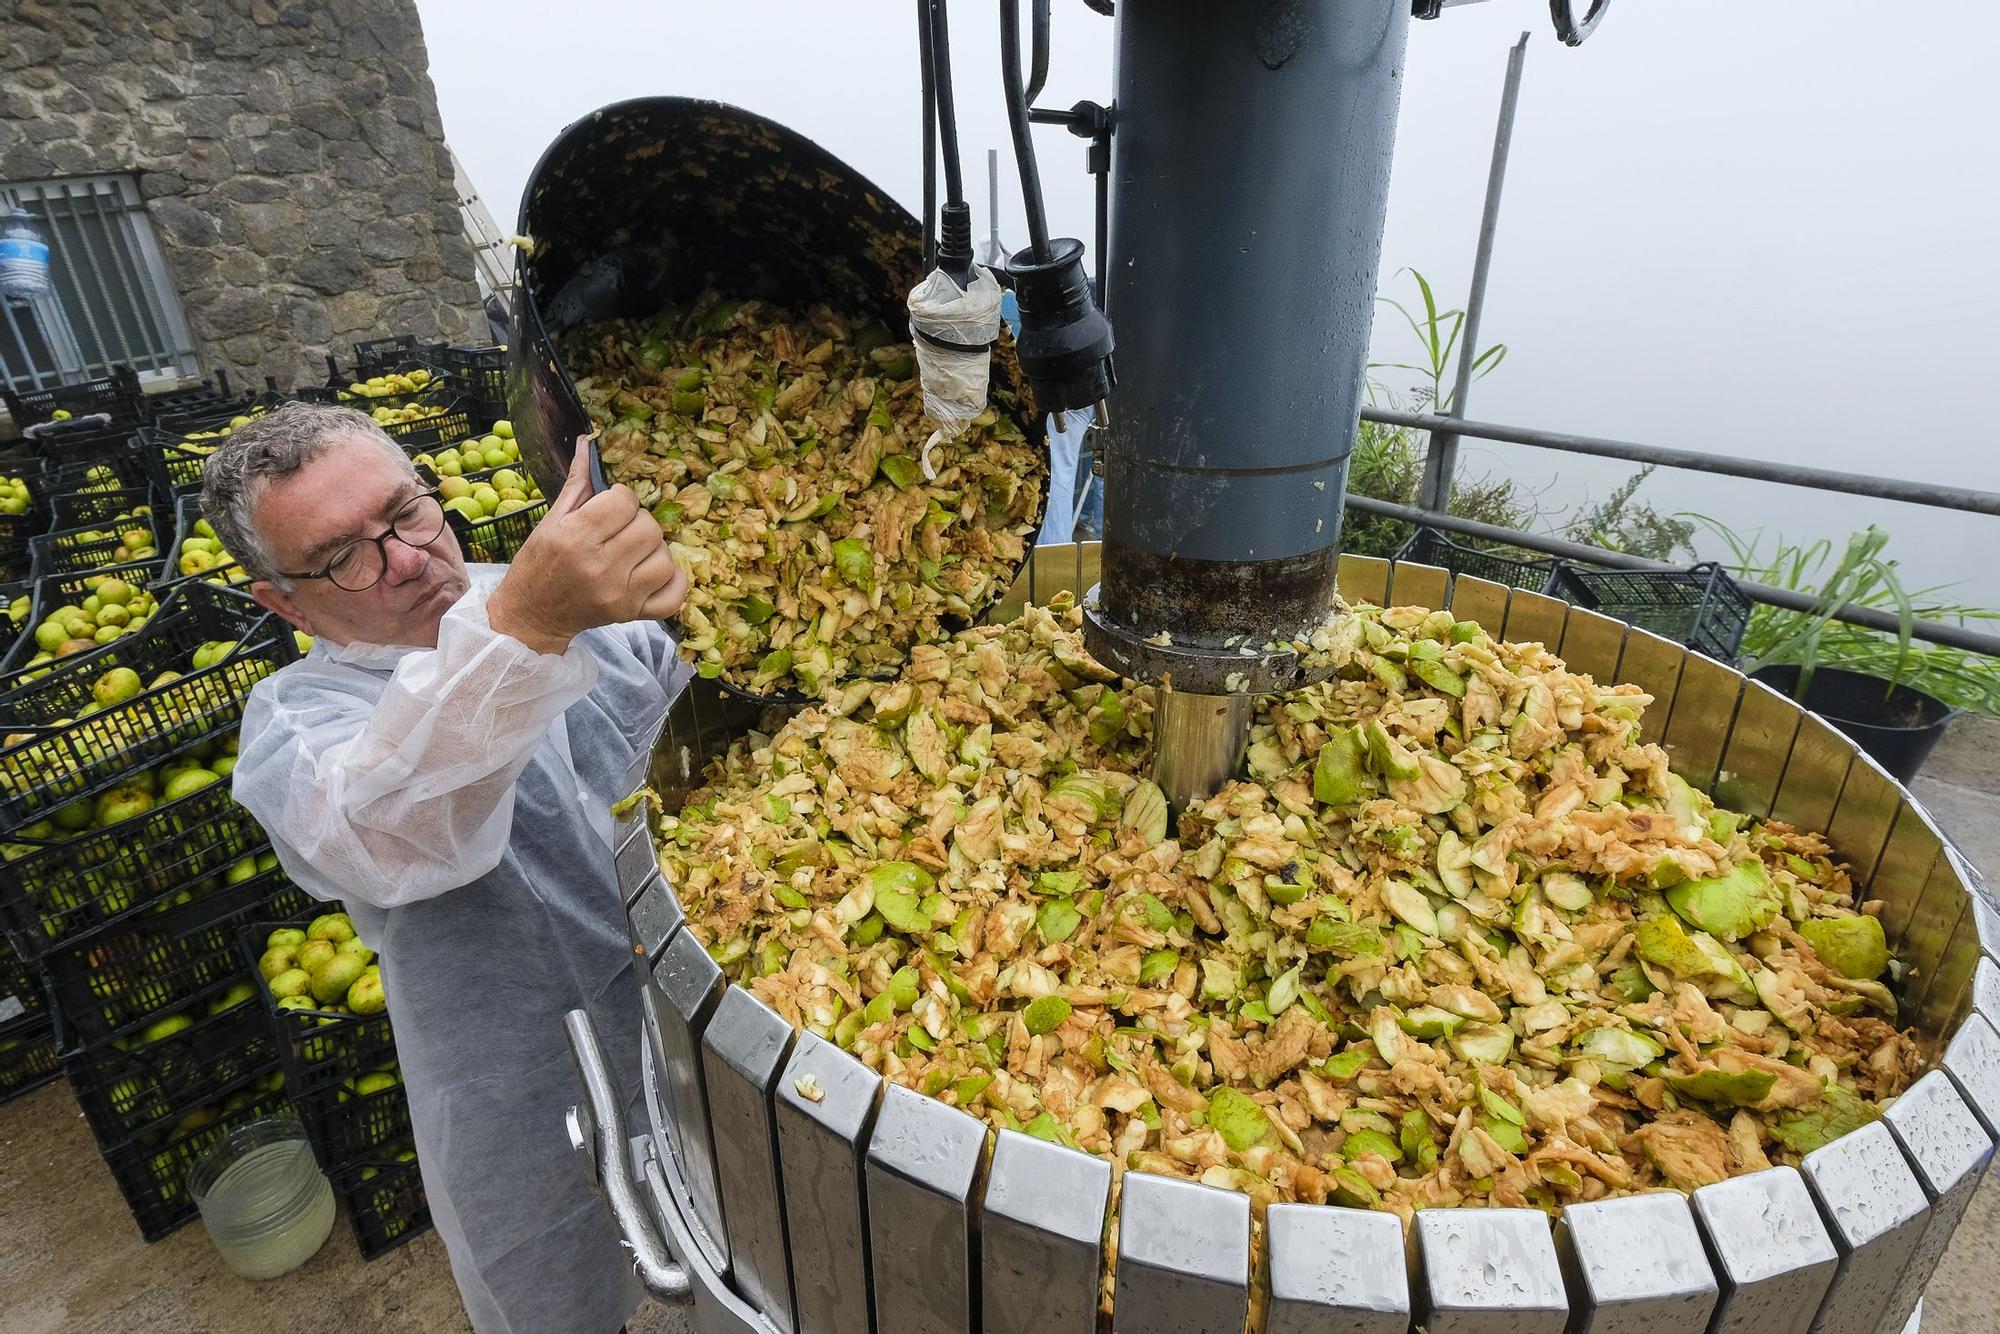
1085, 0, 1409, 693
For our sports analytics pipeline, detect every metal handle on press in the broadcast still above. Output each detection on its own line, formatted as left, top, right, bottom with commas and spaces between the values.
1550, 0, 1611, 46
563, 1009, 694, 1305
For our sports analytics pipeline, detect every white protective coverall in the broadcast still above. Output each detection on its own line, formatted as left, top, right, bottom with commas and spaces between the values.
232, 565, 689, 1333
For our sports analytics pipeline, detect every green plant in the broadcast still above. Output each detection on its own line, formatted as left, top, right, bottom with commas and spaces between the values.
1362, 268, 1680, 563
1699, 519, 2000, 716
1342, 413, 1531, 558
1562, 467, 1695, 562
1371, 269, 1505, 413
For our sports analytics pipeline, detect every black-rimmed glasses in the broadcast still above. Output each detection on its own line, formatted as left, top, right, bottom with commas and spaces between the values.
277, 491, 447, 592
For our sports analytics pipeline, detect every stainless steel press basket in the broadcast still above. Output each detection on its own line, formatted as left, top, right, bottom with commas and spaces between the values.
577, 547, 1999, 1334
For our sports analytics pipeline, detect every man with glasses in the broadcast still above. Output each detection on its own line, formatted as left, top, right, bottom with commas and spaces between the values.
202, 400, 687, 1334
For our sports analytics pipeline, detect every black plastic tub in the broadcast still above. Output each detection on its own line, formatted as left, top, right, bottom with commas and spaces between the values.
1749, 664, 1958, 783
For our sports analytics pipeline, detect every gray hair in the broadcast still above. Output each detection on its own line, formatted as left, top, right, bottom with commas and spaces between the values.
200, 400, 416, 589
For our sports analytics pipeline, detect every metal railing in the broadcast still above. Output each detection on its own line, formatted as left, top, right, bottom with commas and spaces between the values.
1354, 405, 2000, 659
0, 174, 199, 393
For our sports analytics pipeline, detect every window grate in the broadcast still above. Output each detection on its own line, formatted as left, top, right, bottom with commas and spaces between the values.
0, 174, 198, 395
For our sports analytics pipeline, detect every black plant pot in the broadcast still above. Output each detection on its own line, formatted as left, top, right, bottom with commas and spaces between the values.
1749, 665, 1957, 784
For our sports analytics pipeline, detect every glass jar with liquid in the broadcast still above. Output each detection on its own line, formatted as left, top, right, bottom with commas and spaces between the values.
187, 1115, 336, 1280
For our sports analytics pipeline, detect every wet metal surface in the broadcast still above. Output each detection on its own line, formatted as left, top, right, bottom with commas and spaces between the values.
1554, 1193, 1718, 1333
773, 1033, 882, 1334
1689, 1167, 1840, 1334
1939, 1012, 2000, 1142
1410, 1208, 1568, 1334
1499, 587, 1569, 655
1110, 1173, 1250, 1334
980, 1131, 1110, 1334
1446, 572, 1511, 640
700, 987, 799, 1334
1264, 1204, 1408, 1334
1555, 606, 1629, 688
1711, 679, 1803, 821
1612, 627, 1687, 748
1658, 651, 1742, 793
627, 874, 683, 966
649, 929, 729, 1273
864, 1083, 987, 1334
1386, 560, 1449, 613
1800, 1122, 1932, 1334
1877, 1073, 1995, 1332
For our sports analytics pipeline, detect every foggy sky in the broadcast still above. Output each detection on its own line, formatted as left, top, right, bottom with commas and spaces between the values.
417, 0, 2000, 604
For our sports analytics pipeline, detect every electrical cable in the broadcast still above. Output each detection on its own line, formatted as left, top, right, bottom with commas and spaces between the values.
928, 0, 965, 209
916, 0, 940, 268
999, 0, 1053, 263
1027, 0, 1050, 104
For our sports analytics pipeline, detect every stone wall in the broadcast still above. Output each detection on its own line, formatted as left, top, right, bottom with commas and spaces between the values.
0, 0, 485, 393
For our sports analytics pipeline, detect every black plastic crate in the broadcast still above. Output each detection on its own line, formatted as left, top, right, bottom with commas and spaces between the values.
448, 498, 548, 565
162, 493, 249, 592
4, 366, 145, 432
43, 870, 305, 1049
0, 767, 269, 956
0, 580, 294, 827
438, 345, 506, 416
27, 509, 166, 580
295, 1076, 410, 1171
61, 999, 279, 1148
0, 1018, 59, 1102
333, 1155, 430, 1259
325, 356, 451, 409
141, 374, 234, 423
1544, 560, 1755, 663
41, 449, 151, 496
1394, 526, 1559, 593
98, 1076, 291, 1242
352, 335, 444, 376
0, 466, 51, 581
377, 393, 482, 451
27, 420, 143, 469
0, 938, 47, 1028
238, 912, 396, 1097
0, 577, 38, 674
3, 561, 165, 682
139, 394, 286, 498
48, 481, 158, 532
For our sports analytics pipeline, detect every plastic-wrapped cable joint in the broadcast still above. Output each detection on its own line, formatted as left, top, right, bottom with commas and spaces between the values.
907, 264, 1003, 479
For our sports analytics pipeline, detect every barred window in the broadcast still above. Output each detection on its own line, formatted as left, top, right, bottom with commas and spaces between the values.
0, 174, 199, 394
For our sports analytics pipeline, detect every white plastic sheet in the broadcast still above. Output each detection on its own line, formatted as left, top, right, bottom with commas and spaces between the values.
907, 264, 1003, 479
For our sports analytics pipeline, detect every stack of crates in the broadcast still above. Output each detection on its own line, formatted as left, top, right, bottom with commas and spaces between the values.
241, 908, 431, 1258
0, 578, 308, 1239
0, 942, 57, 1102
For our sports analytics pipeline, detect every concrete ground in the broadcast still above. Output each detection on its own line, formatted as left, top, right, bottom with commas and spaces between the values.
2, 718, 1995, 1334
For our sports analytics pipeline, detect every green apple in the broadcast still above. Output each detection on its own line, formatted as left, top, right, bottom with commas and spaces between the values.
335, 936, 374, 966
275, 994, 316, 1014
206, 982, 256, 1014
268, 967, 312, 999
306, 912, 355, 944
258, 945, 300, 980
266, 926, 306, 950
162, 769, 220, 800
354, 1071, 399, 1097
297, 938, 338, 973
492, 419, 514, 439
93, 785, 153, 826
346, 972, 387, 1015
310, 953, 365, 1004
222, 855, 257, 884
139, 1013, 193, 1044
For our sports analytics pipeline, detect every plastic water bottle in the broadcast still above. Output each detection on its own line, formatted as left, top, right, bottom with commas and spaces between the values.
0, 209, 52, 300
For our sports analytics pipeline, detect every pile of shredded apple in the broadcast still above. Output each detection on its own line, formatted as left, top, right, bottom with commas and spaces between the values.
567, 296, 1043, 697
663, 596, 1921, 1227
